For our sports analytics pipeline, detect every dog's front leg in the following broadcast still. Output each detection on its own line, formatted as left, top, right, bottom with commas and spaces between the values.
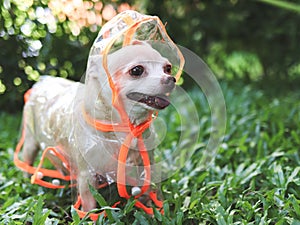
77, 170, 97, 211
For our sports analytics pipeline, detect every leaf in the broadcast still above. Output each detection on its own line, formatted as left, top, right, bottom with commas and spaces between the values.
176, 211, 184, 225
272, 163, 286, 188
70, 206, 81, 224
32, 196, 51, 225
88, 184, 115, 222
258, 0, 300, 13
123, 197, 136, 215
134, 211, 149, 225
163, 201, 170, 218
216, 209, 227, 225
286, 167, 300, 188
290, 195, 300, 217
153, 206, 162, 222
291, 219, 300, 225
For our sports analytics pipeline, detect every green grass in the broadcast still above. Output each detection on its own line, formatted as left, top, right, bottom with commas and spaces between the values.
0, 81, 300, 224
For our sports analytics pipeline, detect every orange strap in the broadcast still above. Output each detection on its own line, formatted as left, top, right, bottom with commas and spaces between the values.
30, 146, 73, 189
14, 89, 73, 188
73, 183, 116, 221
14, 127, 73, 189
73, 195, 103, 221
83, 108, 130, 133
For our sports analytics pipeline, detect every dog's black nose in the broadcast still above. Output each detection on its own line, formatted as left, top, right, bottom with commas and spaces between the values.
161, 75, 176, 85
169, 76, 176, 83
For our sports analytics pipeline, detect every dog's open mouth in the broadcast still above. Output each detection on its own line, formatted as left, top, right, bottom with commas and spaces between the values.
127, 92, 170, 109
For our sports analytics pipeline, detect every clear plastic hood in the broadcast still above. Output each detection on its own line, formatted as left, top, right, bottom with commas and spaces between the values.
87, 10, 184, 88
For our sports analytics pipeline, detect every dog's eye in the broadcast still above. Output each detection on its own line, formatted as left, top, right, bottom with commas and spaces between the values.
129, 65, 144, 76
164, 64, 172, 75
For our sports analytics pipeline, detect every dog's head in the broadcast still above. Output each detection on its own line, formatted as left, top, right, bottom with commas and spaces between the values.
85, 41, 177, 124
108, 41, 176, 123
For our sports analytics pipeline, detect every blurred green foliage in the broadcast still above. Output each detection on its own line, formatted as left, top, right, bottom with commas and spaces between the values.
1, 0, 300, 112
145, 0, 300, 81
0, 0, 98, 112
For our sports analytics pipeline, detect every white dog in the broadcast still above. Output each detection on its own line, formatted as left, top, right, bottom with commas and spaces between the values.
21, 41, 176, 212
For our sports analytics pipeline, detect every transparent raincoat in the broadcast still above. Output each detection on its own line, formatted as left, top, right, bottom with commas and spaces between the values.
14, 10, 184, 220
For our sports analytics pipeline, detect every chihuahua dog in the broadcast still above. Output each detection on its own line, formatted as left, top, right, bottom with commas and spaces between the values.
21, 41, 176, 211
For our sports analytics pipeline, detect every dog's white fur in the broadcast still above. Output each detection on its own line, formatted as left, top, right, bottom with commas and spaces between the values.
22, 42, 176, 211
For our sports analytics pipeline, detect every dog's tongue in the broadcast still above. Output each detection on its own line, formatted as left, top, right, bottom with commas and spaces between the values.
127, 92, 170, 109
